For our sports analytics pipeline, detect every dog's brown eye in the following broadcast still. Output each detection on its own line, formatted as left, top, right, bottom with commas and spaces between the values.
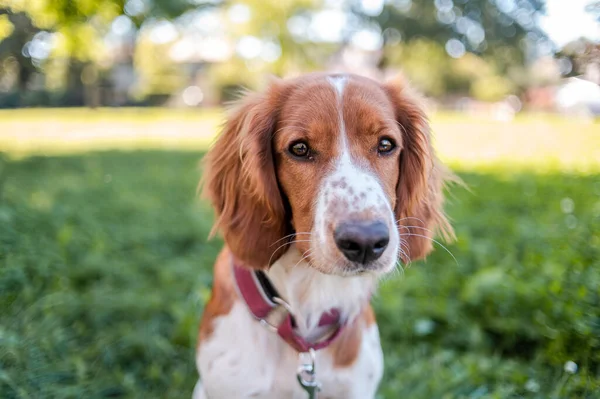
289, 142, 310, 158
377, 138, 395, 154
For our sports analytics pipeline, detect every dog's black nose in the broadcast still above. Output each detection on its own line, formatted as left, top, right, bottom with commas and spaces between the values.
334, 221, 389, 264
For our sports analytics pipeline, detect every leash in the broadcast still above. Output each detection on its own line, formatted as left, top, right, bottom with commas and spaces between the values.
231, 257, 347, 398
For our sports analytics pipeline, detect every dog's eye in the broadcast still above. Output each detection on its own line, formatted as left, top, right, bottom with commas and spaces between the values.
289, 141, 310, 158
377, 138, 395, 155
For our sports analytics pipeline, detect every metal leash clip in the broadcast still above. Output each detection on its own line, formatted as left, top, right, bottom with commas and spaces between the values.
297, 348, 321, 399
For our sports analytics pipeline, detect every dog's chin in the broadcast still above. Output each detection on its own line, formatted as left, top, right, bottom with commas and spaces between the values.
341, 259, 397, 277
307, 249, 398, 278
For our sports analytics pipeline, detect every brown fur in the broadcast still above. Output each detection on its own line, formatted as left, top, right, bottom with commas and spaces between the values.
331, 305, 377, 367
198, 248, 236, 346
201, 83, 291, 269
383, 78, 455, 262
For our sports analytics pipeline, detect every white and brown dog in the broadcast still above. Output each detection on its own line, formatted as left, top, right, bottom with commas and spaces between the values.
194, 73, 454, 399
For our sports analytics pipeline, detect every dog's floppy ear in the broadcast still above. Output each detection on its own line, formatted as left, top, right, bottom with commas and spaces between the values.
202, 81, 289, 269
383, 77, 454, 263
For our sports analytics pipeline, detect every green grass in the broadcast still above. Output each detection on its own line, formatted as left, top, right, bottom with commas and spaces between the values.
1, 152, 599, 398
0, 110, 599, 398
1, 108, 599, 173
0, 108, 223, 157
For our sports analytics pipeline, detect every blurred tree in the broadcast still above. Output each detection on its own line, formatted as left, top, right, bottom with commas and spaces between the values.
384, 39, 448, 96
219, 0, 325, 76
373, 0, 546, 99
129, 1, 216, 102
0, 0, 212, 105
132, 30, 187, 102
586, 1, 600, 22
557, 38, 600, 82
375, 0, 546, 66
0, 0, 560, 105
0, 10, 39, 97
202, 0, 335, 100
0, 0, 125, 104
384, 38, 513, 101
449, 51, 513, 100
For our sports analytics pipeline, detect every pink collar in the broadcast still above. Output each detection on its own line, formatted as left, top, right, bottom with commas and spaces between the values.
232, 259, 345, 353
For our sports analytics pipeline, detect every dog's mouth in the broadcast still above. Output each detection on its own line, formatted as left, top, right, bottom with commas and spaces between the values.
305, 235, 399, 278
338, 254, 399, 277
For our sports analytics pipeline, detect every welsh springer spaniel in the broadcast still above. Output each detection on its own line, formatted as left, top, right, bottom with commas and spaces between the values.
194, 73, 454, 399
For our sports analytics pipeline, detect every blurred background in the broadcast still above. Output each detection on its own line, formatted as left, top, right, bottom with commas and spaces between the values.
0, 0, 599, 398
0, 0, 599, 112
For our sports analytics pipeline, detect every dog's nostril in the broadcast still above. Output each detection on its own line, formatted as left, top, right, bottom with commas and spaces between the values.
334, 221, 390, 264
339, 240, 360, 251
373, 238, 389, 250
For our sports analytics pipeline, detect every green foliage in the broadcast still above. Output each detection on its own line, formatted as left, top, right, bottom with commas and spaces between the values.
1, 0, 555, 105
133, 34, 186, 99
0, 150, 599, 398
0, 13, 13, 40
0, 11, 40, 93
376, 0, 546, 63
0, 0, 210, 104
377, 169, 600, 397
1, 0, 124, 61
0, 152, 218, 398
470, 74, 514, 102
385, 39, 515, 101
375, 0, 550, 99
205, 0, 328, 95
385, 39, 449, 97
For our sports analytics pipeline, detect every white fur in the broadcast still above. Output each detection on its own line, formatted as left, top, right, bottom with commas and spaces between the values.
194, 246, 383, 399
327, 75, 347, 97
266, 246, 375, 338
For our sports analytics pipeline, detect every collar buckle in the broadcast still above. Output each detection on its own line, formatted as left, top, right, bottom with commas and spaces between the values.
259, 296, 292, 333
231, 257, 346, 354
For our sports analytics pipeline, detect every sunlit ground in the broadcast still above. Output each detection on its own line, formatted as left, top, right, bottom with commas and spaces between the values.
1, 108, 599, 173
1, 109, 599, 398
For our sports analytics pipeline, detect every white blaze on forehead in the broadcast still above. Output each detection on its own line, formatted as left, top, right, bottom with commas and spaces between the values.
327, 75, 351, 162
324, 73, 386, 213
327, 75, 347, 97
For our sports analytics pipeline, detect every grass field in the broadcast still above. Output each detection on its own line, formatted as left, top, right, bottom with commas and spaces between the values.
1, 108, 599, 172
0, 109, 599, 398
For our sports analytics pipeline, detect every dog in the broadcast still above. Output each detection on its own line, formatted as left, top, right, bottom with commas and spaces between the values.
193, 73, 454, 398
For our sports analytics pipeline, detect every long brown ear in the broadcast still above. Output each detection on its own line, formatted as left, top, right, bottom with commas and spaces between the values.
383, 78, 455, 263
201, 82, 289, 269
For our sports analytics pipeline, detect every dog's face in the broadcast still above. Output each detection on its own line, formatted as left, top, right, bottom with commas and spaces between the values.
274, 76, 402, 275
203, 73, 452, 276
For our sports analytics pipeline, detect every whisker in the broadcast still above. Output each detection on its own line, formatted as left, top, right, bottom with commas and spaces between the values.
269, 232, 312, 247
396, 216, 426, 225
398, 240, 411, 269
395, 260, 405, 276
399, 240, 411, 261
380, 256, 404, 281
292, 249, 313, 269
398, 233, 458, 265
267, 239, 312, 266
397, 225, 434, 234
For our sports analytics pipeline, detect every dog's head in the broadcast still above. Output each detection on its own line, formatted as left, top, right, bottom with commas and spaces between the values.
203, 73, 453, 276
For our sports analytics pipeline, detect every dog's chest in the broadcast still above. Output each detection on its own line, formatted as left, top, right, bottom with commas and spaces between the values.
195, 302, 383, 399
